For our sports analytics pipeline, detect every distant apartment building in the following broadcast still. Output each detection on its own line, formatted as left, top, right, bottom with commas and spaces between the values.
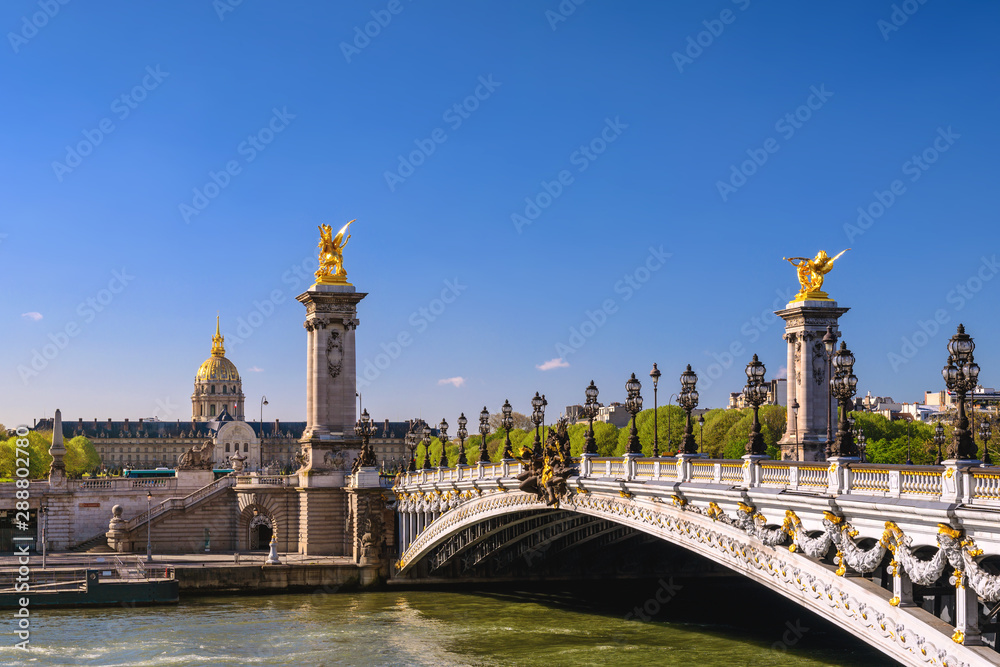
596, 402, 631, 428
728, 378, 787, 410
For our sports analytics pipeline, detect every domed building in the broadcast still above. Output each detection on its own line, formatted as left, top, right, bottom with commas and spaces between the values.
192, 317, 245, 421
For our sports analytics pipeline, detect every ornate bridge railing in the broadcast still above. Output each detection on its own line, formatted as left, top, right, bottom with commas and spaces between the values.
393, 454, 1000, 664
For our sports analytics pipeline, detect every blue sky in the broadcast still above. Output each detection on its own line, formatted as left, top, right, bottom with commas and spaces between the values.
2, 1, 998, 428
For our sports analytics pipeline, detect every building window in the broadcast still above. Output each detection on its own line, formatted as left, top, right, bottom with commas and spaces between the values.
243, 443, 248, 452
210, 405, 216, 416
222, 385, 227, 395
226, 443, 230, 452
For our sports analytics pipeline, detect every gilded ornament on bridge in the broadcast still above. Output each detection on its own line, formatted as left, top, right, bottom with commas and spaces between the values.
783, 249, 849, 302
315, 220, 355, 285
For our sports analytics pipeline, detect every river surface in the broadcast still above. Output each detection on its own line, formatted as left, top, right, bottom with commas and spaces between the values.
4, 581, 895, 666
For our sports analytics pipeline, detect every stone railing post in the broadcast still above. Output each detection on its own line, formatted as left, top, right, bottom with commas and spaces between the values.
713, 462, 722, 484
652, 460, 660, 480
891, 563, 915, 608
742, 455, 766, 487
954, 570, 982, 645
676, 454, 697, 482
580, 455, 592, 478
788, 465, 799, 490
826, 457, 858, 495
625, 457, 636, 481
501, 460, 510, 478
942, 460, 976, 504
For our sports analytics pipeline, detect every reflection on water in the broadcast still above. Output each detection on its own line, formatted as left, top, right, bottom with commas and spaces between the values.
4, 579, 895, 667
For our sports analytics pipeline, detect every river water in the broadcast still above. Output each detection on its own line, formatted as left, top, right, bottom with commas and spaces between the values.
5, 581, 894, 666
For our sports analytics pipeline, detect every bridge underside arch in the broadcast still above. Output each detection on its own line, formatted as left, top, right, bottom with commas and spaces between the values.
396, 491, 992, 666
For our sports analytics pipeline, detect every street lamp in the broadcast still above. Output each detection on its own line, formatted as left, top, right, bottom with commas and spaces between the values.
677, 365, 699, 455
943, 324, 981, 460
625, 373, 643, 455
531, 392, 545, 457
934, 421, 945, 465
822, 325, 838, 459
649, 363, 661, 456
698, 414, 705, 455
790, 398, 800, 461
260, 395, 268, 465
438, 418, 450, 468
421, 424, 432, 470
831, 342, 859, 458
743, 354, 769, 456
146, 490, 153, 563
857, 427, 867, 463
979, 417, 993, 466
501, 399, 514, 460
354, 408, 376, 468
456, 413, 468, 466
405, 429, 418, 472
583, 381, 599, 455
478, 407, 491, 463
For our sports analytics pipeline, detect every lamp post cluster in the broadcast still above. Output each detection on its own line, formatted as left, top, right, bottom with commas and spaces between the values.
625, 373, 644, 455
943, 324, 981, 460
354, 408, 377, 468
678, 365, 700, 455
649, 364, 661, 456
980, 418, 993, 466
531, 392, 546, 457
830, 342, 859, 458
583, 381, 599, 455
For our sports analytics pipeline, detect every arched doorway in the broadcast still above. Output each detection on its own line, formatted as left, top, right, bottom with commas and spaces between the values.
249, 513, 273, 551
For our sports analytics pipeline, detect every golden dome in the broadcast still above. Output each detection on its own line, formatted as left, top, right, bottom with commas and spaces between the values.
196, 316, 240, 382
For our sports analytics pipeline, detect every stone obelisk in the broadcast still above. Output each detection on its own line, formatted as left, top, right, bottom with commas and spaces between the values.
295, 220, 366, 555
775, 250, 850, 462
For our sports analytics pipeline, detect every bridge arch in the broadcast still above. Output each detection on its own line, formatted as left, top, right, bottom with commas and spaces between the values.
393, 469, 1000, 667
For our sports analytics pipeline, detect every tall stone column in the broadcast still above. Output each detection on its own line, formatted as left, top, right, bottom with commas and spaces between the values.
775, 300, 849, 461
296, 284, 367, 479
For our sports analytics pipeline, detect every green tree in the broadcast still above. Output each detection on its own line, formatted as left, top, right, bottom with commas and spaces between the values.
0, 431, 53, 479
65, 436, 100, 478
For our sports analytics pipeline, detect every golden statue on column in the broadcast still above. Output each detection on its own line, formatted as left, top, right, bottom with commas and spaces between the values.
783, 249, 849, 302
315, 220, 355, 285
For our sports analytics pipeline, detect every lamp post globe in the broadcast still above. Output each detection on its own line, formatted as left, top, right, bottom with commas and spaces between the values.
531, 392, 544, 457
698, 414, 705, 455
456, 413, 469, 466
649, 363, 661, 457
478, 407, 491, 463
830, 341, 859, 458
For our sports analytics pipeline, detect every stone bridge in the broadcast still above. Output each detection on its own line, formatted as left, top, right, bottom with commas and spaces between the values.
392, 455, 1000, 667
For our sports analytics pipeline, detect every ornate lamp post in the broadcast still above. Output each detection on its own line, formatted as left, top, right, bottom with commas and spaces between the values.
146, 490, 153, 563
456, 413, 469, 465
583, 381, 599, 455
677, 365, 699, 455
421, 424, 432, 470
501, 399, 514, 460
437, 418, 450, 468
698, 414, 705, 455
934, 421, 945, 465
857, 428, 867, 463
943, 324, 981, 460
649, 363, 661, 456
531, 392, 545, 457
624, 373, 643, 455
830, 342, 859, 458
260, 395, 268, 464
405, 429, 418, 472
790, 398, 800, 461
743, 355, 769, 456
354, 408, 377, 468
478, 407, 491, 463
822, 325, 839, 458
979, 417, 993, 466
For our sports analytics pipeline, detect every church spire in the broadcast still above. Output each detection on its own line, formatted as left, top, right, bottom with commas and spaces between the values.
211, 314, 226, 357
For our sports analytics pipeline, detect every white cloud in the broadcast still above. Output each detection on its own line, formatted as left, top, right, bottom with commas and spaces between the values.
536, 358, 570, 371
438, 376, 465, 388
246, 366, 264, 373
21, 312, 42, 321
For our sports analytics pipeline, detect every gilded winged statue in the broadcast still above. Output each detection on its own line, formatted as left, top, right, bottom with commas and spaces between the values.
315, 220, 355, 284
783, 249, 849, 301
